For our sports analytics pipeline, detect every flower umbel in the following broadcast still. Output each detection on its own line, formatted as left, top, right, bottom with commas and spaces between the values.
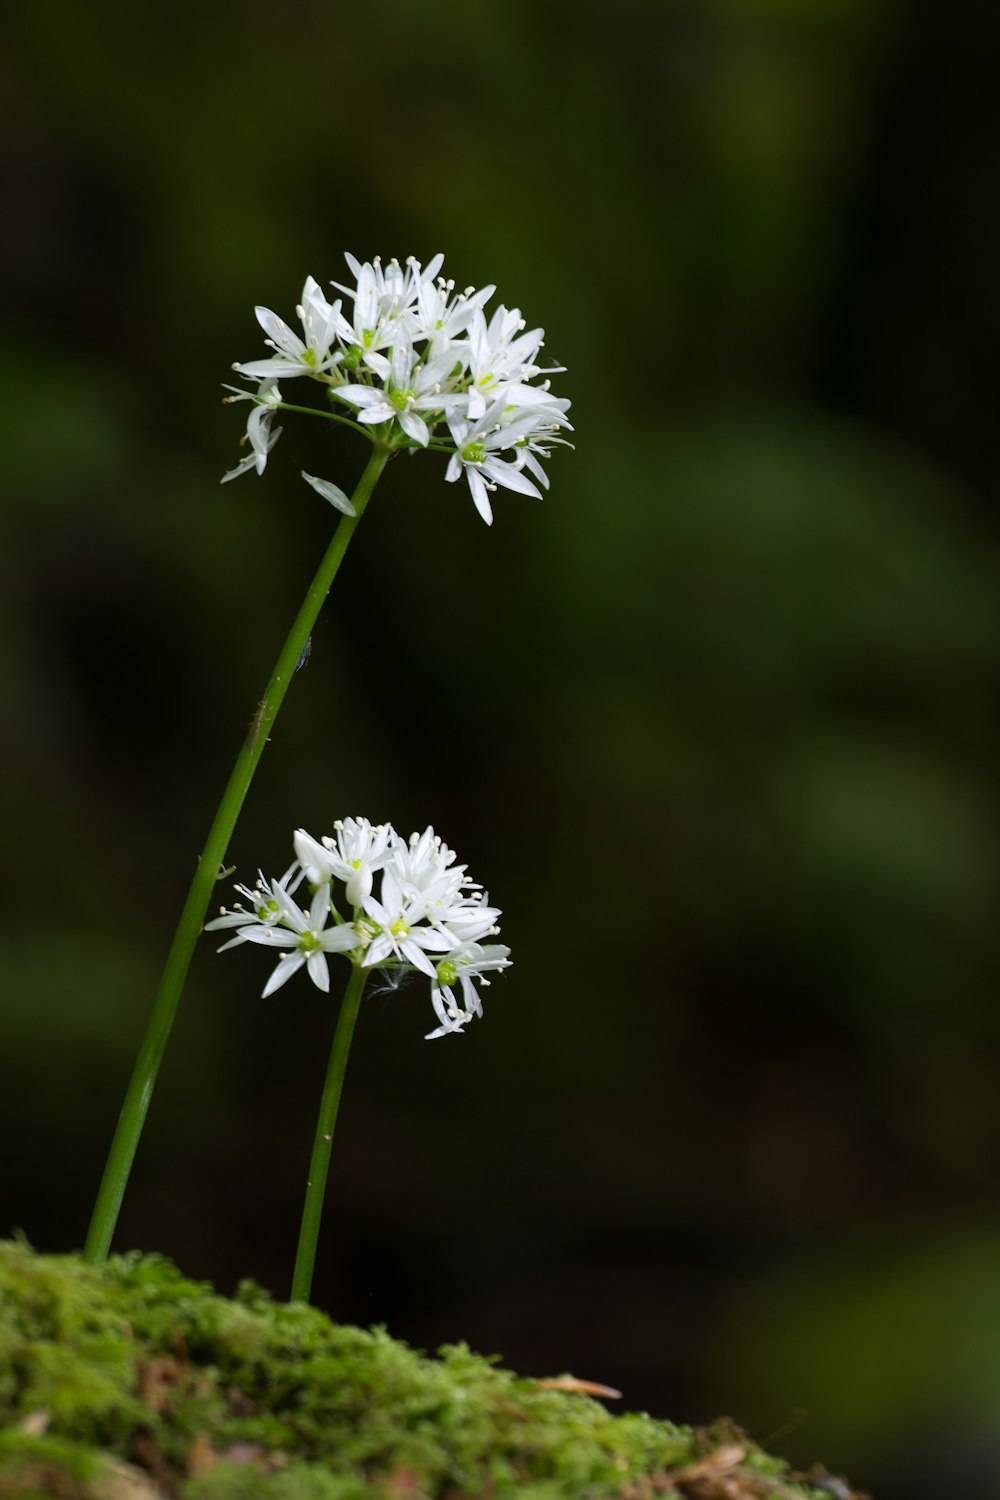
224, 253, 571, 523
207, 820, 509, 1037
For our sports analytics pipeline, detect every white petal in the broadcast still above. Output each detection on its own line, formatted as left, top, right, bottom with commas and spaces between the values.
335, 384, 385, 409
413, 926, 455, 953
293, 829, 334, 884
401, 939, 437, 978
381, 866, 403, 914
320, 925, 362, 953
215, 931, 254, 951
363, 351, 391, 380
363, 933, 393, 968
397, 409, 430, 447
483, 459, 542, 498
220, 454, 257, 484
262, 953, 305, 997
238, 928, 298, 948
255, 306, 306, 359
236, 357, 307, 379
362, 896, 390, 926
309, 883, 332, 929
345, 867, 373, 907
204, 911, 254, 931
306, 951, 331, 991
467, 469, 494, 525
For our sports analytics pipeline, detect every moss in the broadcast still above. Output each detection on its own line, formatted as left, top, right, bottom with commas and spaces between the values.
0, 1241, 859, 1498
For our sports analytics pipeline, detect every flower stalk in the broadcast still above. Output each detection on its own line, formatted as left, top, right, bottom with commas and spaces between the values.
82, 444, 391, 1267
290, 963, 367, 1304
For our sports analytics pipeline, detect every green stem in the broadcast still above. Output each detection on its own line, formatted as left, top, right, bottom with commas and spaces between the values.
82, 445, 391, 1266
275, 401, 374, 441
290, 964, 367, 1303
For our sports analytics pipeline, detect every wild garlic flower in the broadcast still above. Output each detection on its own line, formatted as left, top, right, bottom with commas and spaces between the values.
206, 820, 509, 1037
206, 881, 359, 997
336, 341, 466, 448
223, 253, 571, 523
236, 277, 344, 382
220, 379, 283, 482
428, 943, 512, 1039
294, 818, 394, 908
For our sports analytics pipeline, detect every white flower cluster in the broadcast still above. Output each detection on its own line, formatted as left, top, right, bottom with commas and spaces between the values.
223, 253, 572, 525
205, 818, 510, 1039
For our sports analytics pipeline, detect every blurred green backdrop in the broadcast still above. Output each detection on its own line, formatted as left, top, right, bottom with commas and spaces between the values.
4, 3, 1000, 1497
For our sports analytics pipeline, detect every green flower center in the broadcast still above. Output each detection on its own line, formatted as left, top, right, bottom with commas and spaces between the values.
462, 440, 486, 465
390, 388, 411, 412
436, 960, 458, 987
390, 918, 410, 940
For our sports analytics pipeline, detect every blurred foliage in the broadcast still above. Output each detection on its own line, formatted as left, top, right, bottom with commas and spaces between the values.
3, 3, 999, 1498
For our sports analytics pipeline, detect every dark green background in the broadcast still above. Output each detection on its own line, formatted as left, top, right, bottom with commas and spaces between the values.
4, 4, 1000, 1496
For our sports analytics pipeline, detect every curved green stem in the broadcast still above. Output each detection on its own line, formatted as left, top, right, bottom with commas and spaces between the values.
82, 445, 391, 1266
290, 964, 367, 1303
275, 401, 374, 441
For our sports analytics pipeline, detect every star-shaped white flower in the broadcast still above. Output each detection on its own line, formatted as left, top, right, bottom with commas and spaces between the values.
335, 341, 466, 447
426, 942, 511, 1039
210, 882, 358, 996
294, 818, 396, 908
220, 379, 283, 482
414, 275, 495, 359
445, 402, 547, 524
236, 277, 344, 382
388, 826, 467, 897
333, 253, 445, 336
327, 254, 442, 381
204, 867, 299, 937
463, 305, 546, 421
361, 867, 453, 978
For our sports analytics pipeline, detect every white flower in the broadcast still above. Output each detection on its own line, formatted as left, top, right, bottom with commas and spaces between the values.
445, 401, 547, 524
415, 275, 495, 359
464, 305, 546, 420
220, 379, 283, 482
388, 826, 466, 896
435, 892, 502, 946
236, 277, 344, 381
294, 819, 396, 908
361, 866, 454, 978
426, 942, 511, 1039
223, 255, 569, 510
204, 868, 298, 936
328, 254, 441, 380
219, 882, 359, 997
502, 395, 574, 490
208, 819, 510, 1039
333, 253, 444, 337
335, 340, 466, 447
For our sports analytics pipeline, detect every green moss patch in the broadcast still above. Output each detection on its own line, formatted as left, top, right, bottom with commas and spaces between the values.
0, 1242, 860, 1498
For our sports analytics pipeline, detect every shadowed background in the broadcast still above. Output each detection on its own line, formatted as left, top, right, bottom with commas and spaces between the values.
3, 3, 1000, 1497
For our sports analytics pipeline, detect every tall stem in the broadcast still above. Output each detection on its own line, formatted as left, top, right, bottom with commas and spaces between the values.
290, 964, 366, 1304
83, 446, 391, 1266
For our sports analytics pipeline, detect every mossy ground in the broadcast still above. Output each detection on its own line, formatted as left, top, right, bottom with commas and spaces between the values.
0, 1241, 862, 1499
